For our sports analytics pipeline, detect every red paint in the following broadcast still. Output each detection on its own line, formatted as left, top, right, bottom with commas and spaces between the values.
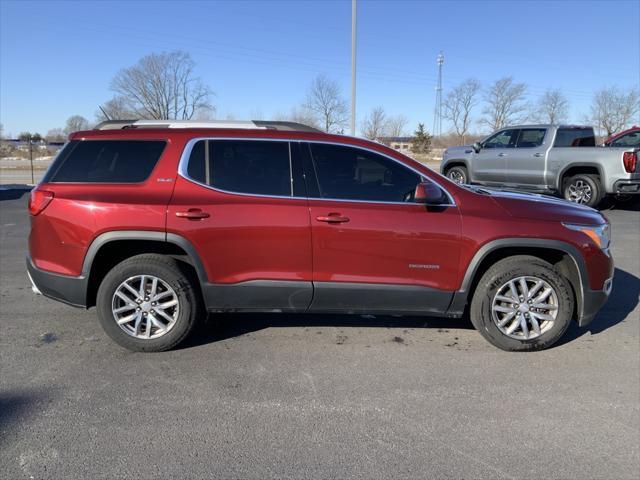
604, 125, 639, 146
29, 127, 613, 293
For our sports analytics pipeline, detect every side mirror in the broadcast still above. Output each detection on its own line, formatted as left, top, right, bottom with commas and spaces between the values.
472, 142, 482, 153
414, 182, 447, 205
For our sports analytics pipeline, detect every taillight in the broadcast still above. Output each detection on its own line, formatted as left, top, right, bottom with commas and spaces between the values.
623, 151, 637, 173
28, 188, 54, 216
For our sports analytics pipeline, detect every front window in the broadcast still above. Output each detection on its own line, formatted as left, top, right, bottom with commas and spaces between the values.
482, 129, 519, 149
307, 143, 424, 202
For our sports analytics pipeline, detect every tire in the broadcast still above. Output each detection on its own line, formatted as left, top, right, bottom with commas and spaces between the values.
469, 255, 574, 352
446, 165, 468, 184
96, 254, 203, 352
563, 174, 602, 207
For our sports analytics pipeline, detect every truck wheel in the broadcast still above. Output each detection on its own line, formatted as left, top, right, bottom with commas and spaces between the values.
563, 174, 602, 207
96, 254, 203, 352
469, 255, 574, 352
446, 166, 468, 184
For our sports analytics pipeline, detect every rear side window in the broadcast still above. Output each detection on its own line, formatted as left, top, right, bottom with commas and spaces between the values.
516, 128, 546, 148
44, 140, 165, 183
554, 128, 596, 147
307, 143, 421, 202
185, 140, 292, 197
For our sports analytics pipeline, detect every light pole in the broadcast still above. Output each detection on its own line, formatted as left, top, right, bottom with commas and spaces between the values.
28, 134, 35, 184
350, 0, 357, 136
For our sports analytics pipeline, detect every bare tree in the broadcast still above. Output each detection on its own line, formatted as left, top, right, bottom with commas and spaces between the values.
96, 96, 136, 122
481, 77, 528, 131
274, 106, 320, 129
305, 74, 348, 133
111, 51, 214, 120
45, 128, 66, 142
64, 115, 90, 134
386, 114, 408, 138
443, 78, 481, 143
589, 86, 640, 136
533, 89, 569, 124
360, 106, 387, 140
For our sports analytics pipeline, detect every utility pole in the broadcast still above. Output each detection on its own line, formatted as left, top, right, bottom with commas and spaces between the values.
350, 0, 357, 136
433, 51, 444, 137
28, 135, 35, 184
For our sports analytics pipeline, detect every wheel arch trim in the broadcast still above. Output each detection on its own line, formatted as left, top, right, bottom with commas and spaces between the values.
81, 230, 209, 285
556, 163, 605, 191
449, 238, 587, 319
441, 158, 470, 175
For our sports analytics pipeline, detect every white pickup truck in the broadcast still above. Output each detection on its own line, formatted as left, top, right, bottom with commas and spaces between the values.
440, 125, 639, 207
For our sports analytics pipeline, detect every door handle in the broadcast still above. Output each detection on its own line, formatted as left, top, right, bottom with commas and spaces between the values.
498, 152, 507, 157
533, 153, 543, 157
316, 213, 350, 224
175, 209, 210, 220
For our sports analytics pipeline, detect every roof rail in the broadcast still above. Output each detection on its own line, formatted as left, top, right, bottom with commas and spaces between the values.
93, 119, 321, 133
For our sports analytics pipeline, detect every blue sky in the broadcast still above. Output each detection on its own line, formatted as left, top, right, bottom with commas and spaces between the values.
1, 0, 638, 136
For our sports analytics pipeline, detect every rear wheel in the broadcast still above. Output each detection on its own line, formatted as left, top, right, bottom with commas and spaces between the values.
96, 254, 203, 352
470, 255, 574, 351
446, 165, 468, 184
563, 174, 602, 207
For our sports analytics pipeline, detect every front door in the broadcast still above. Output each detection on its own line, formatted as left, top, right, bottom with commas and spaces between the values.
472, 128, 519, 184
302, 142, 462, 314
167, 138, 313, 311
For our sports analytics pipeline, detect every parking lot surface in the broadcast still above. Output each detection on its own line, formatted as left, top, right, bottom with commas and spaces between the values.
1, 189, 638, 479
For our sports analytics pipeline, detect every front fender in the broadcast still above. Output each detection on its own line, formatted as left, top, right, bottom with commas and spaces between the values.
441, 157, 472, 175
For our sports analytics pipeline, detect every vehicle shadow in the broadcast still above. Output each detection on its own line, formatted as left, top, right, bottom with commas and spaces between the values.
0, 390, 54, 447
0, 185, 32, 201
558, 267, 639, 346
601, 196, 640, 212
180, 312, 475, 349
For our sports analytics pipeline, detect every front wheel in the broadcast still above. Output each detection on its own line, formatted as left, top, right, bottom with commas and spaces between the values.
445, 165, 468, 184
470, 255, 574, 351
96, 254, 203, 352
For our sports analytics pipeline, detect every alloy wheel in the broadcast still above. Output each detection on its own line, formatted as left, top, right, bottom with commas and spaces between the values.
111, 275, 180, 339
491, 276, 559, 340
567, 180, 592, 204
448, 170, 465, 184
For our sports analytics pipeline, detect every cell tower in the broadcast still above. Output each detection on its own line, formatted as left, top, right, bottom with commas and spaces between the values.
433, 51, 445, 137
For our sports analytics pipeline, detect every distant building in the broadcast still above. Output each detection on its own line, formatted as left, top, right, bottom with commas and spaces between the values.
377, 136, 414, 152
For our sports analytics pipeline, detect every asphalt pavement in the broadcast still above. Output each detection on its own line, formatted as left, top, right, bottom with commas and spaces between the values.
1, 189, 638, 479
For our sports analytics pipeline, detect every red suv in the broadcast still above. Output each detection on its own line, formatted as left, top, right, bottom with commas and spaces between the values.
27, 120, 613, 352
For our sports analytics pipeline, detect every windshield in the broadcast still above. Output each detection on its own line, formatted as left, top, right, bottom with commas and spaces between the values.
609, 131, 640, 147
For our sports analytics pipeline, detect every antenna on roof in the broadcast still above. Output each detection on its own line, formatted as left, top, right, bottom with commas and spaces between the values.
98, 105, 111, 121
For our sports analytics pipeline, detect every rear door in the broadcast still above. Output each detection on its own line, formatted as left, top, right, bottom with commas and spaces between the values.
302, 142, 462, 314
166, 138, 313, 311
472, 129, 519, 184
506, 127, 548, 187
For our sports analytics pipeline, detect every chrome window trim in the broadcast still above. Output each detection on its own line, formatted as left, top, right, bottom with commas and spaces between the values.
177, 137, 457, 207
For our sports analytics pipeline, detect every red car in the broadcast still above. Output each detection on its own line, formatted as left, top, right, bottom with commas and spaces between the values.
27, 120, 613, 352
604, 126, 640, 147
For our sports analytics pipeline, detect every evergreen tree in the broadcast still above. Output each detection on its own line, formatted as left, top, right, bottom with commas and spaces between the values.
411, 123, 432, 154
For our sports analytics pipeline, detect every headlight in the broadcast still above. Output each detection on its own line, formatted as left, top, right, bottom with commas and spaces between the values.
563, 223, 611, 249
